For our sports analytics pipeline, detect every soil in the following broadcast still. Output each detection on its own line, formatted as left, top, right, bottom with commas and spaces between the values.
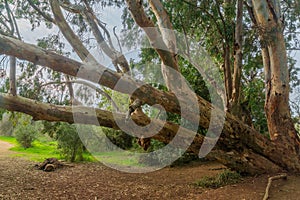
0, 141, 300, 200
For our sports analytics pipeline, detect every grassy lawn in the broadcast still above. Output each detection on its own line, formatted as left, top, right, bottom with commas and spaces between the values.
0, 136, 61, 162
93, 151, 143, 167
0, 136, 142, 166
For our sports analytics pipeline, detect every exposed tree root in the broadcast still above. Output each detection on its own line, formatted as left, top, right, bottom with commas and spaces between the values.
263, 174, 287, 200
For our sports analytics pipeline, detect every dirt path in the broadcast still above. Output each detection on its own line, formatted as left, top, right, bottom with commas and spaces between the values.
0, 141, 300, 199
0, 140, 14, 157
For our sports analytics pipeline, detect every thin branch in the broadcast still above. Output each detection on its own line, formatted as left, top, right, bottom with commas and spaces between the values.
59, 0, 129, 73
82, 7, 130, 73
38, 80, 120, 112
214, 0, 227, 38
96, 21, 115, 50
0, 17, 11, 33
263, 174, 287, 200
4, 0, 14, 35
26, 0, 56, 24
113, 26, 123, 53
10, 10, 21, 39
64, 75, 75, 103
0, 12, 9, 23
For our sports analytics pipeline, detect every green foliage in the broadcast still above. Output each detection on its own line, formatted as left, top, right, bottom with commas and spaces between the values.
101, 127, 134, 150
94, 151, 142, 167
244, 78, 268, 134
0, 136, 18, 145
14, 125, 36, 148
55, 123, 84, 162
138, 140, 198, 166
195, 170, 241, 188
13, 115, 39, 148
0, 135, 60, 161
0, 113, 13, 136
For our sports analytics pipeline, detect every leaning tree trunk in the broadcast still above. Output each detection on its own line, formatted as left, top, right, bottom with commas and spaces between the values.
1, 33, 300, 175
251, 0, 300, 155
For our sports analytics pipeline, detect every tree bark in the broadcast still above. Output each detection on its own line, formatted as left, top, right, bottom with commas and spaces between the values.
251, 0, 300, 151
126, 0, 180, 91
9, 56, 16, 96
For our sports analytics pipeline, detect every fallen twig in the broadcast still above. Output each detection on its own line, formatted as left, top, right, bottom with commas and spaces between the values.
263, 173, 287, 200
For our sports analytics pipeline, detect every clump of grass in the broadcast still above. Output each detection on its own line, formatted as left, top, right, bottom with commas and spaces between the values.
195, 170, 241, 188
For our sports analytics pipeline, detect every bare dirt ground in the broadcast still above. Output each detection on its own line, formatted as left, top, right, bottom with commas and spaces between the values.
0, 141, 300, 200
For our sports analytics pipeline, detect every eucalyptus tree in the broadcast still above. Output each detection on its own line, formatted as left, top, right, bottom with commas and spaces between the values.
0, 0, 299, 174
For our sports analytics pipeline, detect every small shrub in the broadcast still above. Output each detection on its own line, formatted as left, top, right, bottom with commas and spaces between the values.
102, 128, 134, 150
138, 140, 199, 167
195, 170, 241, 188
14, 123, 37, 148
56, 123, 84, 162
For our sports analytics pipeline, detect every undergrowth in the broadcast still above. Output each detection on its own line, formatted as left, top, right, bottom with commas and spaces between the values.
195, 170, 242, 188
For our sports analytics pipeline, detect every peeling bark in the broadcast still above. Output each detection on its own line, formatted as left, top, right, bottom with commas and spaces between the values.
232, 0, 243, 106
251, 0, 300, 148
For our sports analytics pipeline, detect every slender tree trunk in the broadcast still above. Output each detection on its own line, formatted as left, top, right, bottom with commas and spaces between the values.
9, 56, 16, 96
230, 0, 252, 126
232, 0, 243, 106
223, 44, 233, 109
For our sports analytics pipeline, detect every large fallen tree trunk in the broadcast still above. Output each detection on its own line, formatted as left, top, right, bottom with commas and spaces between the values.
1, 35, 300, 174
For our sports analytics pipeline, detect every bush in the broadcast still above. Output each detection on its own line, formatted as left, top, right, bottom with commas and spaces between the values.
138, 140, 199, 167
56, 123, 84, 162
0, 113, 13, 136
195, 170, 241, 188
14, 122, 37, 148
102, 128, 134, 150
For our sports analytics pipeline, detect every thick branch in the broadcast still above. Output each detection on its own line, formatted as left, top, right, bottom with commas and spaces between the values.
148, 0, 177, 54
58, 0, 129, 73
125, 0, 178, 71
126, 0, 180, 91
0, 93, 202, 154
38, 79, 120, 111
50, 0, 96, 62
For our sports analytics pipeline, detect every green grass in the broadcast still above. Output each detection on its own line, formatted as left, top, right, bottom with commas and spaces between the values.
93, 151, 143, 167
195, 170, 242, 188
0, 136, 18, 145
0, 136, 141, 166
0, 136, 61, 162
